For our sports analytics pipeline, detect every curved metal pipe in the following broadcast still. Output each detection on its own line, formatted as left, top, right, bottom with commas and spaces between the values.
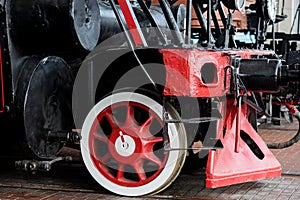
266, 103, 300, 149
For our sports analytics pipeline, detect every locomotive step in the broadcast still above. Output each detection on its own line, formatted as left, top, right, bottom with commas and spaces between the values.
164, 116, 222, 124
165, 139, 223, 151
15, 157, 73, 173
163, 108, 223, 124
165, 146, 223, 151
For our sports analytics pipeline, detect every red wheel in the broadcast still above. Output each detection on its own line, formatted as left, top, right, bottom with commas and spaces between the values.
81, 92, 186, 196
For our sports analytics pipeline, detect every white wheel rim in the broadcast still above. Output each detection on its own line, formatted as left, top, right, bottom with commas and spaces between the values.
81, 92, 186, 196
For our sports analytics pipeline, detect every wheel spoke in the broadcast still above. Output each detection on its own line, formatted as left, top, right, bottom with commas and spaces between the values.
144, 152, 163, 166
90, 144, 111, 164
139, 115, 154, 136
94, 133, 108, 143
124, 104, 137, 126
133, 161, 147, 181
116, 164, 125, 181
105, 111, 119, 130
142, 136, 164, 154
100, 152, 112, 163
143, 136, 163, 145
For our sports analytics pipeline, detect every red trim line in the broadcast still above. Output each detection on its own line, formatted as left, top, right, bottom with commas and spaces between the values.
0, 47, 5, 112
117, 0, 146, 47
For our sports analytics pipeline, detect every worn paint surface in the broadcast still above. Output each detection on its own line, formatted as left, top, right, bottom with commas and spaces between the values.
160, 48, 273, 97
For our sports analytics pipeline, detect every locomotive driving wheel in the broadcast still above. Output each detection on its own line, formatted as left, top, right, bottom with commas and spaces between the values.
23, 56, 74, 159
81, 91, 186, 196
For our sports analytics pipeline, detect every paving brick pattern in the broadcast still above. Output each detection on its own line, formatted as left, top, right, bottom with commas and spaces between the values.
0, 119, 300, 199
259, 120, 300, 175
1, 176, 300, 199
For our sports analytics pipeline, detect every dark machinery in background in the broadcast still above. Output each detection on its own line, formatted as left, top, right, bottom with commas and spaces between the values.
240, 0, 300, 126
0, 0, 300, 197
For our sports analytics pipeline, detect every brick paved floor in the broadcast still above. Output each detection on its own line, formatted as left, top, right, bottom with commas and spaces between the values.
259, 120, 300, 175
0, 175, 300, 199
0, 119, 299, 199
160, 175, 300, 200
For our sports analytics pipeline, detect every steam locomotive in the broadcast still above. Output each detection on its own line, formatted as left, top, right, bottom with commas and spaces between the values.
0, 0, 299, 196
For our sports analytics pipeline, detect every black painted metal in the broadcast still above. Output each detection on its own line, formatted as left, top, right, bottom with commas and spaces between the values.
79, 2, 185, 47
0, 3, 12, 114
137, 0, 167, 44
158, 0, 184, 45
236, 58, 300, 92
23, 57, 73, 158
207, 0, 212, 46
192, 0, 215, 44
7, 0, 185, 55
211, 6, 222, 37
237, 58, 282, 92
7, 0, 85, 55
72, 0, 101, 51
170, 4, 186, 33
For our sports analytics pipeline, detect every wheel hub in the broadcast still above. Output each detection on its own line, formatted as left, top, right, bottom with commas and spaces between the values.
108, 128, 142, 164
115, 131, 136, 157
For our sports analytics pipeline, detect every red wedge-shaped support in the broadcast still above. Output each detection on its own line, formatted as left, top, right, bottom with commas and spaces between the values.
206, 105, 281, 188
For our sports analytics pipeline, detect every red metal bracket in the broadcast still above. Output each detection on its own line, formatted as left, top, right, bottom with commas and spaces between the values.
206, 102, 281, 188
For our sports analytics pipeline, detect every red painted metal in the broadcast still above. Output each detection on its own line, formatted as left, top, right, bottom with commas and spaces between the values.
285, 103, 298, 114
89, 101, 168, 187
0, 47, 4, 113
205, 98, 281, 188
117, 0, 146, 47
161, 49, 228, 97
235, 97, 241, 153
161, 48, 281, 188
160, 49, 273, 97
